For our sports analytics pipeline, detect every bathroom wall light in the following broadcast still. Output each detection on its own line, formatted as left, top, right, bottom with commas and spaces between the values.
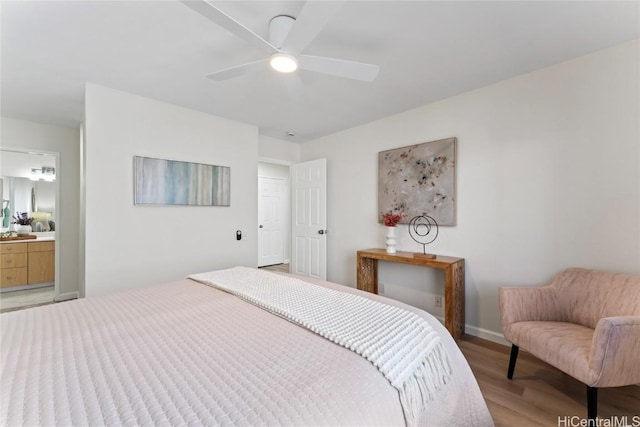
30, 167, 56, 182
42, 167, 56, 182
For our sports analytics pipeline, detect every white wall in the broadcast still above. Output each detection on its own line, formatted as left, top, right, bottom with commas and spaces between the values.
300, 40, 640, 342
259, 135, 300, 164
83, 84, 259, 297
0, 117, 81, 299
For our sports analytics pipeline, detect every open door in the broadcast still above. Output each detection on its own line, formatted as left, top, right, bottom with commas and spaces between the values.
291, 158, 327, 280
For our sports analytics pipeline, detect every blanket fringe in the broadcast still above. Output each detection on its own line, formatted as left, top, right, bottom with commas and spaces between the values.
398, 342, 453, 426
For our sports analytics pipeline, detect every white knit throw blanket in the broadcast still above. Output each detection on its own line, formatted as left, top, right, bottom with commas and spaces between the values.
188, 267, 452, 425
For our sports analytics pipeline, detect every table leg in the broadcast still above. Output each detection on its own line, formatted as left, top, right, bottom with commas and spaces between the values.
357, 255, 378, 294
444, 260, 465, 340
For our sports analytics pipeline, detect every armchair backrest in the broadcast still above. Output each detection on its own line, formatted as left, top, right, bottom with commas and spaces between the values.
550, 268, 640, 329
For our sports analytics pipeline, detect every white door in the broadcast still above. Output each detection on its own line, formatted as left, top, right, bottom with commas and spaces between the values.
291, 158, 327, 280
258, 177, 285, 267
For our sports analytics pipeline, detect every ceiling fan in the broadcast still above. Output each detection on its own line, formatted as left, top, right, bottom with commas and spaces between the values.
181, 0, 380, 82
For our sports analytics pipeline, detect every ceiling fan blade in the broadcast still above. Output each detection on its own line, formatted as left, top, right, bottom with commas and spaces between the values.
281, 1, 344, 55
205, 59, 268, 81
298, 55, 380, 82
181, 0, 277, 53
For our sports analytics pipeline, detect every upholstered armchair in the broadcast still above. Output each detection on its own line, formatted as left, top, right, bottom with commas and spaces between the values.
499, 268, 640, 421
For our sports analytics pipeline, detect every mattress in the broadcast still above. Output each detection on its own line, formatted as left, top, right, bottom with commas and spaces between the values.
1, 271, 493, 426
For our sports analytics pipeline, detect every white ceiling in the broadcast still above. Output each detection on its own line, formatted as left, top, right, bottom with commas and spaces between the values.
1, 1, 638, 143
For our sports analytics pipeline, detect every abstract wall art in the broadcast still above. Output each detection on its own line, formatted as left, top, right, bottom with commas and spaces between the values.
378, 137, 456, 225
134, 156, 230, 206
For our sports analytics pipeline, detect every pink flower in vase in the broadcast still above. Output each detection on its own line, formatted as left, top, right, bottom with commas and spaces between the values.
381, 211, 404, 227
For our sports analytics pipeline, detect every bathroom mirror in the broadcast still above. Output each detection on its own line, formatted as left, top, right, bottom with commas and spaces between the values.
1, 150, 57, 232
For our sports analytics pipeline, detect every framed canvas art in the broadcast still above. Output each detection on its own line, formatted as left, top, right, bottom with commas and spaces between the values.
378, 137, 456, 225
134, 156, 230, 206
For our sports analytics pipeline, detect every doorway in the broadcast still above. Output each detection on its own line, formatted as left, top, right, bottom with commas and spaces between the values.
257, 161, 291, 269
257, 158, 328, 279
0, 149, 59, 313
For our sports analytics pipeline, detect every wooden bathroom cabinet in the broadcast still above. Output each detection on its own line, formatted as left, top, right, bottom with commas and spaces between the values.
1, 240, 54, 288
28, 241, 55, 284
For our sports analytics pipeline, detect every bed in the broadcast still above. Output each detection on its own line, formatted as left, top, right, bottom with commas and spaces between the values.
1, 267, 493, 426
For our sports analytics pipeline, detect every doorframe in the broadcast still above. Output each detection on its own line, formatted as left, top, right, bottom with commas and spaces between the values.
257, 157, 292, 267
1, 146, 60, 301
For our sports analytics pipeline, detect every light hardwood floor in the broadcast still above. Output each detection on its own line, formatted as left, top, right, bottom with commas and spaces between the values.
459, 335, 640, 426
0, 286, 55, 313
259, 263, 290, 273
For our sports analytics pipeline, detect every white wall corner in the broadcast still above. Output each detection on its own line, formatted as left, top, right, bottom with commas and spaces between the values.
259, 135, 300, 164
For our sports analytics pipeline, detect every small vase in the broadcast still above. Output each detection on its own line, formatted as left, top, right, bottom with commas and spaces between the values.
385, 226, 397, 254
14, 224, 32, 235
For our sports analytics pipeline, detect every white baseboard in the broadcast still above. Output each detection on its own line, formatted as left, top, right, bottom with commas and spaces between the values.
433, 315, 510, 346
55, 291, 79, 302
464, 324, 510, 346
0, 282, 54, 293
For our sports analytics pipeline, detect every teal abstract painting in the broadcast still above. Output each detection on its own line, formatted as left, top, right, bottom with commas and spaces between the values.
134, 156, 230, 206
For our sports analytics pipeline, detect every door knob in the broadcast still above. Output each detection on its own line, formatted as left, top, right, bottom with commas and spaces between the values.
259, 225, 264, 228
318, 229, 327, 235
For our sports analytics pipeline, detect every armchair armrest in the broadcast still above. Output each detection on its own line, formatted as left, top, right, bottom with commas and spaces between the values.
499, 285, 562, 329
589, 316, 640, 387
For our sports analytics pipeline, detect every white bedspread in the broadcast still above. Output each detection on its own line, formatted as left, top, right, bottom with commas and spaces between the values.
189, 267, 452, 426
1, 271, 493, 426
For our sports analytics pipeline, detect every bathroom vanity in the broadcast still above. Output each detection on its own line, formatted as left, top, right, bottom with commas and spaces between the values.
0, 236, 54, 290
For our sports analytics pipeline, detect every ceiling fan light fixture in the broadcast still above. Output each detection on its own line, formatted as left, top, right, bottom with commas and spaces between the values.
270, 53, 298, 73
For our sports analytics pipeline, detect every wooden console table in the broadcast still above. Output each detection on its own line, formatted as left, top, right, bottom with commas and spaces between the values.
356, 248, 465, 340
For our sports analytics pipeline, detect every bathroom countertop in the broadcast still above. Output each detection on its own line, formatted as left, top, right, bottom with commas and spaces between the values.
0, 232, 55, 243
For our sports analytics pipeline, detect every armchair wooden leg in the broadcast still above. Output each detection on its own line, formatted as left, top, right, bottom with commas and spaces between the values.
507, 345, 519, 379
587, 386, 597, 425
